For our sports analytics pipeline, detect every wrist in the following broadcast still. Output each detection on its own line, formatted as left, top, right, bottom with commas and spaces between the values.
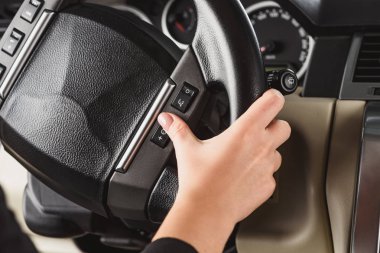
154, 197, 236, 253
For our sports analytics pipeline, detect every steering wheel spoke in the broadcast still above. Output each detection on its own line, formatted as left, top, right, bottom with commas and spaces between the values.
108, 48, 210, 221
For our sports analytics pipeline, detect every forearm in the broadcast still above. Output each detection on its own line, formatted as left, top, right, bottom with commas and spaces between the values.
153, 199, 235, 253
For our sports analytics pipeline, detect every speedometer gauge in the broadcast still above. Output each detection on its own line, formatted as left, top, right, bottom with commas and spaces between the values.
247, 1, 314, 78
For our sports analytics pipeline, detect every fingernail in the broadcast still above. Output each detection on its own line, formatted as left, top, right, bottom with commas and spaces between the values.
158, 113, 173, 129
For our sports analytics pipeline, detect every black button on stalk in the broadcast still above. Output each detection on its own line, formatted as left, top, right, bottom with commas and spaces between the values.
266, 69, 298, 95
172, 93, 192, 112
151, 126, 170, 148
21, 0, 43, 23
172, 83, 199, 113
2, 30, 24, 56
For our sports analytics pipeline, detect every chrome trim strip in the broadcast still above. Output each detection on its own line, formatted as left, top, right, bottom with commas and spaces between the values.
0, 11, 55, 99
351, 102, 380, 253
116, 79, 176, 173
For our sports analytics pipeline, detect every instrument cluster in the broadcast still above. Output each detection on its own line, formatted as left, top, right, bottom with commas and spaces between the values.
110, 0, 314, 79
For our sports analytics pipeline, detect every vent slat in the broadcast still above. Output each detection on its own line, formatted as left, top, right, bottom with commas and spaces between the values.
354, 34, 380, 83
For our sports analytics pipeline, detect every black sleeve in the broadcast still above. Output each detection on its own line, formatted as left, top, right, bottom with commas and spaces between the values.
142, 238, 198, 253
0, 187, 38, 253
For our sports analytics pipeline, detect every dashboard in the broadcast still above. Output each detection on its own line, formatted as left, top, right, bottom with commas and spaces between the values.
92, 0, 315, 80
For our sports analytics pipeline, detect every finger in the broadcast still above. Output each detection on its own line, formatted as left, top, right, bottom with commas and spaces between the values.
266, 120, 291, 149
157, 113, 198, 151
236, 89, 285, 129
273, 151, 282, 173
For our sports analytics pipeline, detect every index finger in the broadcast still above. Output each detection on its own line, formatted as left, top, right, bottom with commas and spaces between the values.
236, 89, 285, 129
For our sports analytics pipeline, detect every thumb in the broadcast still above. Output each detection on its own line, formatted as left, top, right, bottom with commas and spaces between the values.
157, 113, 198, 149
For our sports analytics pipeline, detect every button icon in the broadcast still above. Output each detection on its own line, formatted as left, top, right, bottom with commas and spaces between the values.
151, 126, 170, 148
181, 84, 198, 98
177, 99, 185, 108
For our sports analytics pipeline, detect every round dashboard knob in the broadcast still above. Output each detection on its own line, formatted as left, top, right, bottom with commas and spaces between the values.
266, 69, 298, 95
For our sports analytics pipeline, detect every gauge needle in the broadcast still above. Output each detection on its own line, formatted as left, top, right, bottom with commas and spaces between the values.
175, 21, 186, 32
260, 46, 267, 53
260, 41, 276, 54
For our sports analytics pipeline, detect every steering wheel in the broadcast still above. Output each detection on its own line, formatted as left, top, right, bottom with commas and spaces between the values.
0, 0, 266, 224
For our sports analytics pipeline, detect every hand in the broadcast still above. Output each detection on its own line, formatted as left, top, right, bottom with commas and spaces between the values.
153, 89, 291, 253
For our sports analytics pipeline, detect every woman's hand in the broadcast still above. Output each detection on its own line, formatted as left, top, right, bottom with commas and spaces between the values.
153, 89, 291, 253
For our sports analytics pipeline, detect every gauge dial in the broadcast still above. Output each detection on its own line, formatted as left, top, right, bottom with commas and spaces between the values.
247, 1, 314, 78
162, 0, 197, 49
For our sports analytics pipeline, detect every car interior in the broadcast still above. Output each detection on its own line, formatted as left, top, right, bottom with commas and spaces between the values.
0, 0, 379, 252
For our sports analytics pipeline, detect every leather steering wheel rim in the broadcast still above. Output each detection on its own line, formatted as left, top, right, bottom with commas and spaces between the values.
192, 0, 266, 122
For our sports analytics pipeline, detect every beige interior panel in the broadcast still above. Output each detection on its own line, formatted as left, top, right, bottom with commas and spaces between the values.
326, 100, 365, 253
237, 91, 335, 253
0, 146, 82, 253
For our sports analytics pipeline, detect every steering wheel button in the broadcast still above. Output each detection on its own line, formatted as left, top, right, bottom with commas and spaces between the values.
11, 30, 24, 40
21, 2, 41, 23
181, 83, 199, 98
172, 92, 193, 113
0, 65, 5, 80
2, 30, 24, 56
172, 84, 198, 113
151, 126, 170, 148
30, 0, 42, 7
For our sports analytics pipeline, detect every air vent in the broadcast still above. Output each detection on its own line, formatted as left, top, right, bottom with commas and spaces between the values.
353, 34, 380, 83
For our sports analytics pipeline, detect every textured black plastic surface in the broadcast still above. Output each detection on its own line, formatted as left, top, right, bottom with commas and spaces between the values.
0, 4, 179, 216
24, 176, 91, 237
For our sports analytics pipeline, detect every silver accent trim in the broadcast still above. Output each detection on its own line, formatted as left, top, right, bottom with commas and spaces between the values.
351, 102, 380, 253
245, 1, 315, 79
115, 79, 176, 173
0, 11, 55, 99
